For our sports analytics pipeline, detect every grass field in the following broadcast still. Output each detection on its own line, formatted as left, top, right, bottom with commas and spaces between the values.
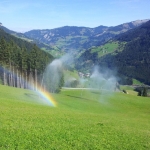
132, 79, 143, 85
91, 41, 126, 57
0, 85, 150, 149
41, 47, 64, 58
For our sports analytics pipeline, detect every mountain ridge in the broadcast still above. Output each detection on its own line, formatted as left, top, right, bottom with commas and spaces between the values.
0, 24, 53, 51
76, 20, 150, 84
0, 19, 149, 58
24, 19, 149, 55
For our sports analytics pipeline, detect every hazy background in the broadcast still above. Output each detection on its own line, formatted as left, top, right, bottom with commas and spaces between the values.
0, 0, 149, 32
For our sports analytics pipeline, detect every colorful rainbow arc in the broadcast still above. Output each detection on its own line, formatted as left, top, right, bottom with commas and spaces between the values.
36, 85, 57, 107
0, 66, 57, 107
26, 81, 57, 107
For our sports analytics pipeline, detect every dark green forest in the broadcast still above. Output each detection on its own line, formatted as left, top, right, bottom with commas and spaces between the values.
100, 20, 150, 84
0, 29, 54, 91
1, 19, 150, 89
76, 21, 150, 85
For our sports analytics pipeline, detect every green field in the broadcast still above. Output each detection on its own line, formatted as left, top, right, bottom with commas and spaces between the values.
0, 85, 150, 149
41, 47, 65, 58
132, 79, 143, 85
91, 41, 126, 57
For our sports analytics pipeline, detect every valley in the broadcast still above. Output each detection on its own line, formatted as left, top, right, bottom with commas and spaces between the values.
0, 84, 150, 149
0, 18, 150, 150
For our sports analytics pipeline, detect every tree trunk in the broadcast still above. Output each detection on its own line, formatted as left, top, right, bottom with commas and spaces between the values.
3, 67, 6, 85
12, 66, 15, 87
21, 71, 24, 89
8, 72, 10, 86
9, 62, 12, 86
29, 69, 34, 90
40, 74, 44, 91
10, 71, 13, 87
25, 70, 28, 89
32, 70, 35, 90
16, 69, 19, 88
20, 73, 22, 88
35, 69, 37, 91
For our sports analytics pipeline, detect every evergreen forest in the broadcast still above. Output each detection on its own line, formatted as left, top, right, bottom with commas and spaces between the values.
0, 29, 54, 91
76, 20, 150, 85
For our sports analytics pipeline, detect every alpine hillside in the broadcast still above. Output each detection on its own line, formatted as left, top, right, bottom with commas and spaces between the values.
0, 28, 54, 91
0, 23, 53, 51
76, 20, 150, 85
24, 20, 148, 57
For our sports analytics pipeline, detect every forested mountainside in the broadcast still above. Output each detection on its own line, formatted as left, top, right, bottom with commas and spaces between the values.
24, 20, 148, 55
0, 24, 28, 39
0, 28, 54, 91
0, 24, 53, 51
76, 20, 150, 85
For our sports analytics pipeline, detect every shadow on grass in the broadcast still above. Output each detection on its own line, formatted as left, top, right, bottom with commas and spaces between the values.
66, 95, 91, 101
91, 91, 101, 95
24, 93, 48, 105
24, 93, 39, 99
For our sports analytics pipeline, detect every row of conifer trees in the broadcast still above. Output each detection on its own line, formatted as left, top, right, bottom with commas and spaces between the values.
0, 37, 53, 91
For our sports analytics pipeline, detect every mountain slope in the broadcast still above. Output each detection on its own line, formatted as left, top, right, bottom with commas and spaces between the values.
0, 28, 54, 90
0, 28, 35, 52
0, 23, 31, 40
0, 27, 54, 59
76, 20, 150, 84
0, 23, 53, 52
24, 20, 149, 55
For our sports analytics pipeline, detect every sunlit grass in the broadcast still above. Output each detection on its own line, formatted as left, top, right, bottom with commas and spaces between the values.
0, 85, 150, 149
91, 41, 119, 57
91, 41, 126, 58
133, 78, 143, 85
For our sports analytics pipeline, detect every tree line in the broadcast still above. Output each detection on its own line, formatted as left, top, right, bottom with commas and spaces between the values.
0, 30, 54, 91
76, 21, 150, 85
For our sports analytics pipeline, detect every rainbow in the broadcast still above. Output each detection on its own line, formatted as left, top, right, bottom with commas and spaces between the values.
24, 80, 57, 107
0, 66, 57, 107
36, 83, 57, 107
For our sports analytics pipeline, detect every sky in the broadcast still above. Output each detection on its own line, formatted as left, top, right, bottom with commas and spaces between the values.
0, 0, 149, 33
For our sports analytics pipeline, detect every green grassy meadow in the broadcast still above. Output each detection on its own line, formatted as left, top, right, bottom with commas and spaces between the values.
91, 41, 126, 57
132, 79, 143, 85
0, 85, 150, 149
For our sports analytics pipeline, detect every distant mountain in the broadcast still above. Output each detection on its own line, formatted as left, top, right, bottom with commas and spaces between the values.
0, 27, 53, 68
24, 20, 149, 55
0, 28, 35, 52
0, 27, 54, 91
0, 23, 53, 51
0, 25, 53, 62
0, 23, 29, 39
76, 20, 150, 85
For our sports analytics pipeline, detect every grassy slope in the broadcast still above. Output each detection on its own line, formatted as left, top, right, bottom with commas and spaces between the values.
44, 36, 88, 57
91, 41, 126, 57
133, 79, 143, 85
55, 36, 88, 48
64, 69, 79, 80
0, 85, 150, 149
11, 33, 33, 42
41, 47, 64, 58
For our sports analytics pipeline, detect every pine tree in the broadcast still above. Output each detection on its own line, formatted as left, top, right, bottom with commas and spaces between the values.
0, 34, 54, 90
0, 38, 8, 85
143, 87, 148, 97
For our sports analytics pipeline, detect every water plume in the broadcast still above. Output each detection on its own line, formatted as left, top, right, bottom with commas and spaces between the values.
0, 64, 57, 107
77, 66, 119, 103
64, 77, 79, 87
43, 53, 74, 92
90, 66, 118, 103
